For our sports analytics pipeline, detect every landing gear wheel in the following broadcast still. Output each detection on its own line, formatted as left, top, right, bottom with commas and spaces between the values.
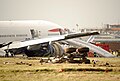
65, 47, 77, 53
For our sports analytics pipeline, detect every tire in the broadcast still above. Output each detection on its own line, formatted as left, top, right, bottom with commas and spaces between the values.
65, 47, 77, 53
77, 47, 89, 53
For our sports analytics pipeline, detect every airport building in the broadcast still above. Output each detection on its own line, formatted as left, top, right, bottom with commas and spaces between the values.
104, 24, 120, 35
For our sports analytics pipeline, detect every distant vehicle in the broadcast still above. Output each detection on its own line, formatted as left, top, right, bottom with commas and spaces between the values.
0, 20, 99, 57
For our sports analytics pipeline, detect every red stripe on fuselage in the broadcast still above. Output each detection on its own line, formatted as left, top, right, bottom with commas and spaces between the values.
48, 28, 62, 32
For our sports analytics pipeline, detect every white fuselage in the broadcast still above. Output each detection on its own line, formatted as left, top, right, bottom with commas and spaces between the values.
0, 20, 64, 44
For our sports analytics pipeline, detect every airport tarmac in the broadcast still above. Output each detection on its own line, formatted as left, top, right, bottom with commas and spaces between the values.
0, 57, 120, 81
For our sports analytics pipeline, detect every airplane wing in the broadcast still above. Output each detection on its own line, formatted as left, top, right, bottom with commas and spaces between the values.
2, 32, 99, 49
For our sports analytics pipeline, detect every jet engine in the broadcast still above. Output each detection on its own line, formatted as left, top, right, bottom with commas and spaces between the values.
24, 42, 64, 57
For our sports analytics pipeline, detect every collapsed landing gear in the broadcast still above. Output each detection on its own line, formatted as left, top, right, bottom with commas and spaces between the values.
66, 47, 90, 64
51, 47, 91, 64
67, 54, 90, 64
4, 49, 15, 57
4, 46, 10, 57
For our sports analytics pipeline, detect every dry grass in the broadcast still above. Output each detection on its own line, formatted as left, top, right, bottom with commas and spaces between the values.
0, 57, 120, 81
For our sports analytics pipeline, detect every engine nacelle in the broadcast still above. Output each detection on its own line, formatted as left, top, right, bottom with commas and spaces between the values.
24, 42, 64, 57
27, 45, 41, 51
50, 42, 64, 57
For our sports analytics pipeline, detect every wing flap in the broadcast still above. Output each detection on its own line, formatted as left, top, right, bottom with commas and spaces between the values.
64, 32, 99, 40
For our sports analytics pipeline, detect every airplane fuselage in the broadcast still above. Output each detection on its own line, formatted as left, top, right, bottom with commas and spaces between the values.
0, 20, 64, 44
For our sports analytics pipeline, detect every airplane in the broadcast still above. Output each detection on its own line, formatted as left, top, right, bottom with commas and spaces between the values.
0, 20, 99, 57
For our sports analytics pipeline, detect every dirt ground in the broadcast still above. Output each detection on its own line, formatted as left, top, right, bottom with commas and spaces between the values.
0, 57, 120, 81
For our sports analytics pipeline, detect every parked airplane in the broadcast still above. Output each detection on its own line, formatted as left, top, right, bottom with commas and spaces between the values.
0, 20, 99, 57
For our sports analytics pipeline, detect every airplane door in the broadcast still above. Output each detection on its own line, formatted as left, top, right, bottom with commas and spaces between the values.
30, 29, 39, 39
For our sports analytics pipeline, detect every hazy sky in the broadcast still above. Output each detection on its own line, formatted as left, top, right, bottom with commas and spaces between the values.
0, 0, 120, 29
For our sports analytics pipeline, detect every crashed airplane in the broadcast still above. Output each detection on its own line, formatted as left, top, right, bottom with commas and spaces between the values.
0, 20, 114, 59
